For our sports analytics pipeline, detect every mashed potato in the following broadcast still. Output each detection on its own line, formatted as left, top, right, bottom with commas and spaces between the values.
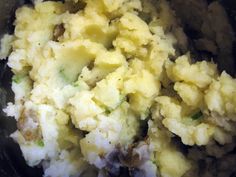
1, 0, 236, 177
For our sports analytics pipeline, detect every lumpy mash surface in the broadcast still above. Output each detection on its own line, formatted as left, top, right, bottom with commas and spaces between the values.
1, 0, 236, 177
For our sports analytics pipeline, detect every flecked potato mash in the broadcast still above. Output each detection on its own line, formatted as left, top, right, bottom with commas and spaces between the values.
0, 0, 236, 177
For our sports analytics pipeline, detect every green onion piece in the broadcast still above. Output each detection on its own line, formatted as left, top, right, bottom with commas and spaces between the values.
59, 68, 69, 82
191, 111, 203, 120
72, 82, 80, 87
12, 75, 23, 83
36, 140, 44, 147
105, 108, 111, 115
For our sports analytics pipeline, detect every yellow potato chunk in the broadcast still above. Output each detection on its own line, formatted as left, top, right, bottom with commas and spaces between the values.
205, 71, 236, 116
174, 82, 203, 107
93, 67, 126, 109
69, 91, 104, 131
166, 55, 218, 88
124, 69, 160, 97
95, 49, 126, 68
158, 147, 191, 177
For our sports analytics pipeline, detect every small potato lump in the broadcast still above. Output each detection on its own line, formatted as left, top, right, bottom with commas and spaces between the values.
1, 0, 236, 177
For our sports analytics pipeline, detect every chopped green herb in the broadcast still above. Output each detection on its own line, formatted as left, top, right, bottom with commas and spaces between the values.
72, 82, 80, 87
191, 111, 203, 120
36, 140, 44, 147
105, 108, 112, 115
59, 68, 70, 82
12, 75, 23, 83
104, 96, 126, 115
120, 95, 126, 103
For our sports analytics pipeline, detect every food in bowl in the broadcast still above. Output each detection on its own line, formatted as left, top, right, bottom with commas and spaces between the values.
0, 0, 236, 177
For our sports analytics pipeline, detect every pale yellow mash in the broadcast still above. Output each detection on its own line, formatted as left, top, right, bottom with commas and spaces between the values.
0, 0, 236, 177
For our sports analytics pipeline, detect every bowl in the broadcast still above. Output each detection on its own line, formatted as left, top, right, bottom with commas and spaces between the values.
0, 0, 235, 177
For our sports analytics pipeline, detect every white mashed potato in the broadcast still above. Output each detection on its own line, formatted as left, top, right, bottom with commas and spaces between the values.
0, 0, 236, 177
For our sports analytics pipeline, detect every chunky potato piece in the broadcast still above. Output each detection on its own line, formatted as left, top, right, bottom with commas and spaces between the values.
69, 91, 104, 131
124, 69, 160, 97
93, 67, 126, 109
95, 49, 127, 67
166, 55, 218, 88
174, 82, 203, 107
205, 72, 236, 116
156, 96, 216, 146
157, 147, 191, 177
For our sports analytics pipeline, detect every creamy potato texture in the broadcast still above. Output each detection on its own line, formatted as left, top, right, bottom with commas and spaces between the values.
1, 0, 236, 177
